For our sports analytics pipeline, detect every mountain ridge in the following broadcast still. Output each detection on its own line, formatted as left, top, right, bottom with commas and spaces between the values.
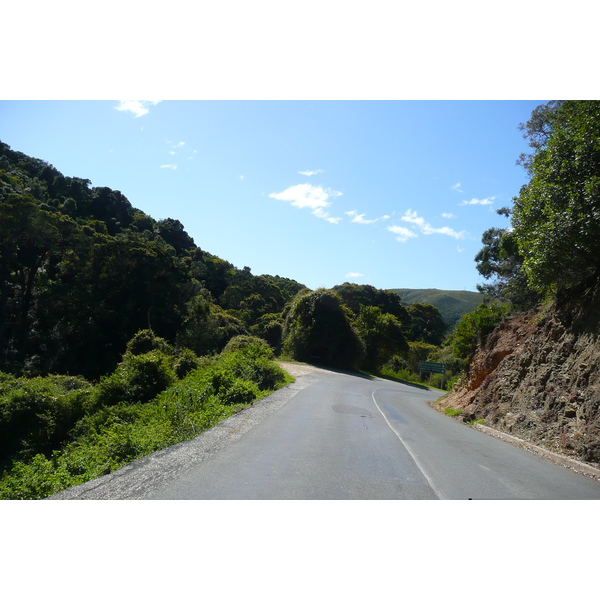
389, 288, 482, 329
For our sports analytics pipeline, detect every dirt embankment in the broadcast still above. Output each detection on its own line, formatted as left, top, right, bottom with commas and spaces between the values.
438, 305, 600, 467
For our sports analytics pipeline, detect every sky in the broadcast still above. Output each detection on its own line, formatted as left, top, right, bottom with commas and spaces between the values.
0, 99, 546, 292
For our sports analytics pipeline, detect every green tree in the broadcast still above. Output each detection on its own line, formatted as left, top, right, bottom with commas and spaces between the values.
282, 289, 365, 369
355, 305, 408, 370
475, 209, 542, 310
406, 303, 448, 346
332, 282, 411, 325
512, 100, 600, 294
446, 303, 509, 361
154, 218, 195, 255
0, 193, 61, 367
176, 292, 247, 356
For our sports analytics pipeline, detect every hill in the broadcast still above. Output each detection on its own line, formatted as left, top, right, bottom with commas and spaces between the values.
389, 288, 482, 329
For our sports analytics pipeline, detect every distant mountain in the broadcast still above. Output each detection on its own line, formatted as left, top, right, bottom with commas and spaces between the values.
389, 288, 482, 330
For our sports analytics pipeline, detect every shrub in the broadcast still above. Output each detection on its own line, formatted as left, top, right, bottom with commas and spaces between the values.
446, 303, 509, 361
0, 375, 92, 467
173, 348, 201, 379
207, 367, 259, 405
126, 329, 173, 356
222, 335, 273, 357
95, 351, 176, 406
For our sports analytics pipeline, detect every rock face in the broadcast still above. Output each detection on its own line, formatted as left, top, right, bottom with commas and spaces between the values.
438, 305, 600, 466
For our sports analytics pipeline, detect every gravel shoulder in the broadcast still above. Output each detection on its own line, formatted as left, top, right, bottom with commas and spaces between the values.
48, 366, 323, 500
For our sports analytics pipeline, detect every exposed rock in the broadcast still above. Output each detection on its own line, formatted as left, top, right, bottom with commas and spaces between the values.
438, 306, 600, 467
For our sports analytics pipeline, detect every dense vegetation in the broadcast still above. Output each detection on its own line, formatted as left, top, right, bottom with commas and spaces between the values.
0, 140, 454, 498
0, 332, 292, 499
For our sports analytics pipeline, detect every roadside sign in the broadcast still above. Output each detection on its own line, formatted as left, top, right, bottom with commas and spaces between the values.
418, 361, 446, 374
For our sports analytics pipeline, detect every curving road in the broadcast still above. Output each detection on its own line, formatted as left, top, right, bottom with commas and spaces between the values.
49, 366, 600, 500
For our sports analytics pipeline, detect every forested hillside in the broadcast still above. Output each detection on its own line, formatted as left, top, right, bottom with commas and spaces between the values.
389, 288, 482, 329
0, 140, 307, 379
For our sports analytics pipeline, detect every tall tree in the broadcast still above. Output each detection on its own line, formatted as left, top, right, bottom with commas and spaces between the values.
406, 303, 448, 346
282, 289, 365, 369
475, 208, 541, 310
355, 305, 408, 370
512, 101, 600, 294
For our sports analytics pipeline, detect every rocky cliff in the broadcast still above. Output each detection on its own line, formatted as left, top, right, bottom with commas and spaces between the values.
437, 290, 600, 466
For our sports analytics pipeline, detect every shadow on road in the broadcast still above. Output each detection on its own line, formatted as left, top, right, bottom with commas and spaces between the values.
281, 361, 433, 391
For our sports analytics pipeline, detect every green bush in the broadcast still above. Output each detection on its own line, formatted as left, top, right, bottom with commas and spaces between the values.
173, 348, 201, 379
446, 303, 509, 361
221, 379, 260, 405
222, 335, 273, 357
282, 288, 365, 370
0, 375, 92, 467
95, 350, 176, 406
126, 329, 173, 356
219, 345, 288, 391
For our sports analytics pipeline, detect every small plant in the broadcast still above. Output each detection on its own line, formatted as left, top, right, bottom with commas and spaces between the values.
443, 408, 463, 417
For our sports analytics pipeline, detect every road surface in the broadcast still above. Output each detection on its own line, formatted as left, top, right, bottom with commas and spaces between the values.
49, 366, 600, 500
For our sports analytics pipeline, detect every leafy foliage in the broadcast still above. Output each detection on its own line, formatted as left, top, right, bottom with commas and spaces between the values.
332, 282, 411, 325
354, 305, 408, 370
512, 101, 600, 294
405, 303, 448, 346
0, 335, 292, 499
0, 140, 305, 378
445, 303, 509, 361
282, 289, 365, 370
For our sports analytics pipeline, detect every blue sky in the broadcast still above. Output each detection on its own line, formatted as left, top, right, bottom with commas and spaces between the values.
1, 100, 545, 292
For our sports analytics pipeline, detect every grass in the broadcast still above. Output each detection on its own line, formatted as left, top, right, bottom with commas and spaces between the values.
443, 408, 463, 417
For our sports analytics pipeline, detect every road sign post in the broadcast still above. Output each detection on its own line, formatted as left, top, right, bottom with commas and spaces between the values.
418, 361, 446, 374
418, 361, 447, 387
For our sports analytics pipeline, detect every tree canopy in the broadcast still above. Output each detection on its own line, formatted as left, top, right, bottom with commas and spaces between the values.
512, 100, 600, 294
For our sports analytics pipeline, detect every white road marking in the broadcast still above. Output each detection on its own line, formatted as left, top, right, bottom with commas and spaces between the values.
372, 390, 445, 500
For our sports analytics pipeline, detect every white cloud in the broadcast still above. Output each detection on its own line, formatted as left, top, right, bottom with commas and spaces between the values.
457, 246, 465, 253
160, 164, 177, 170
422, 223, 465, 239
451, 182, 463, 193
167, 140, 186, 155
299, 169, 325, 176
346, 272, 364, 278
401, 209, 426, 228
460, 196, 495, 206
269, 184, 342, 223
442, 212, 456, 219
395, 208, 466, 240
387, 225, 418, 242
345, 210, 390, 225
115, 100, 161, 118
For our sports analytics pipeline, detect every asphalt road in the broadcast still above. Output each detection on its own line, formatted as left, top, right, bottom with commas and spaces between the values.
49, 367, 600, 500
